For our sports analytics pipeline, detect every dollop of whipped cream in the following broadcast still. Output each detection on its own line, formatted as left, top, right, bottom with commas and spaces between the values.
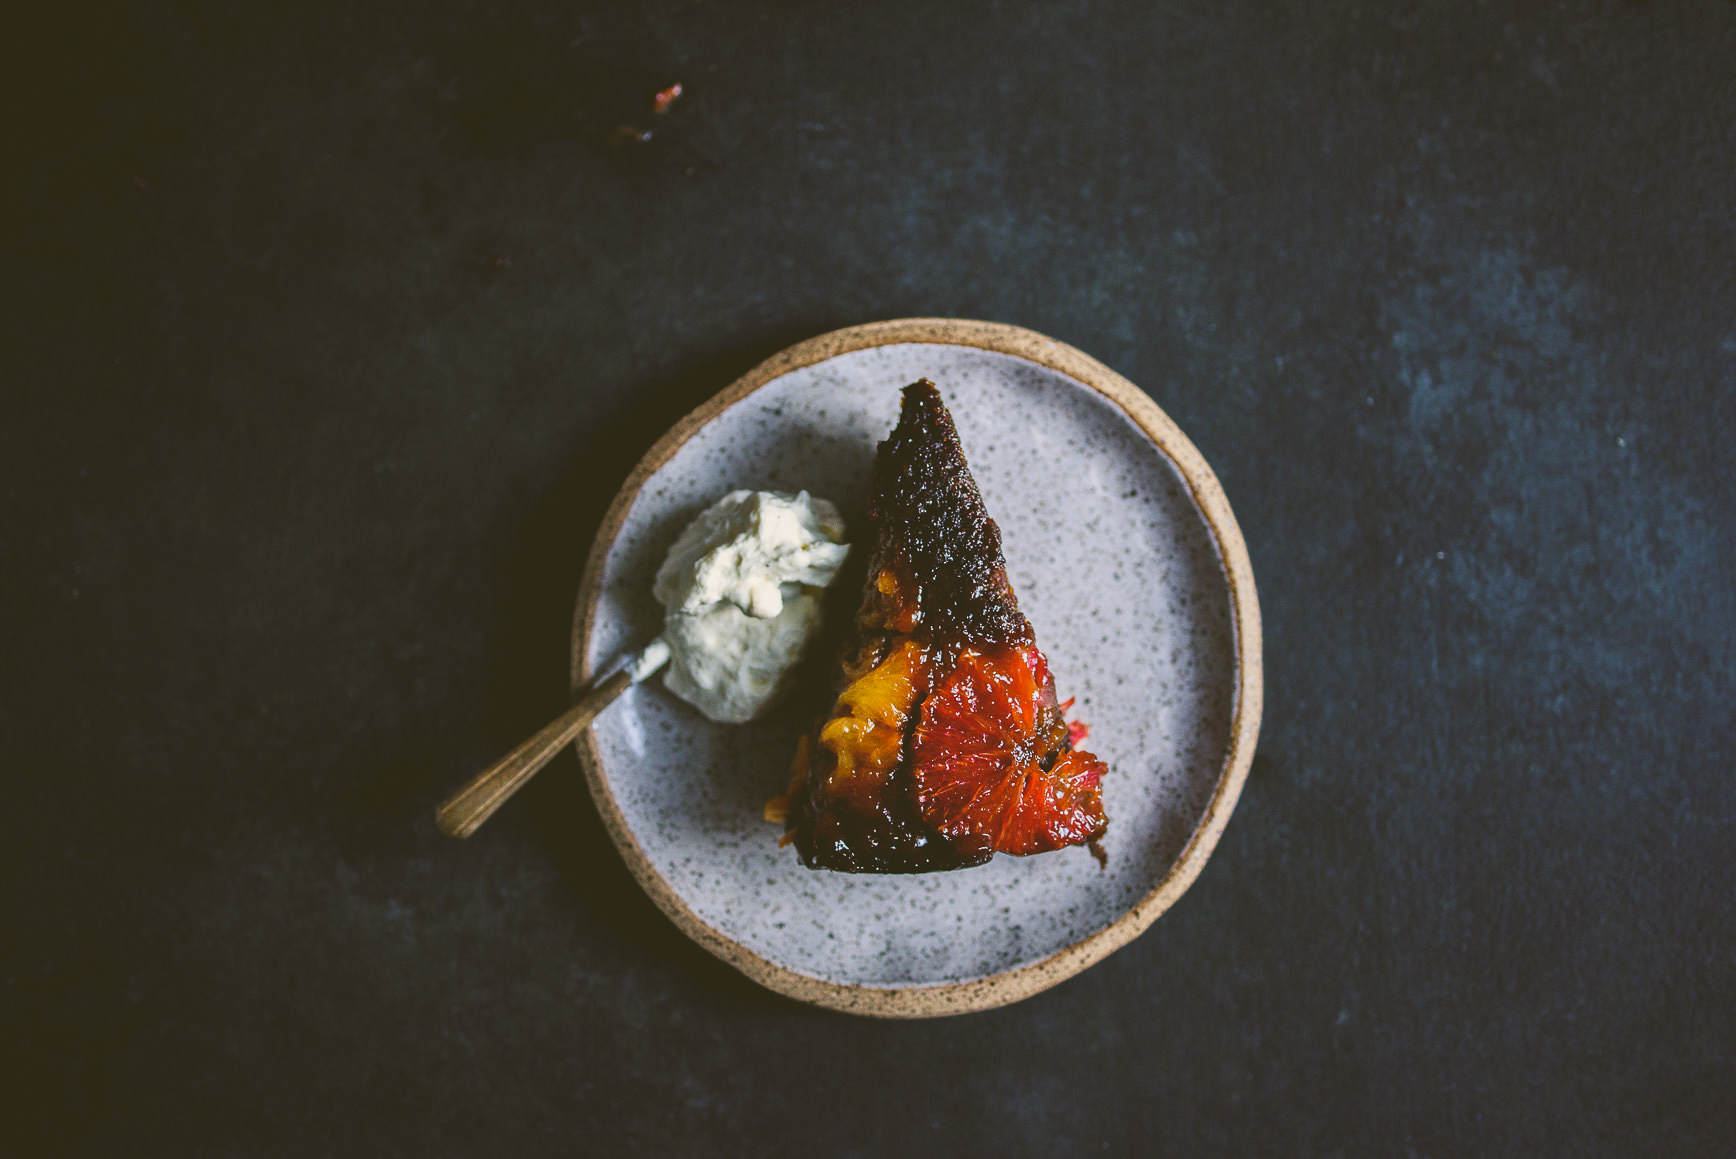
652, 490, 851, 723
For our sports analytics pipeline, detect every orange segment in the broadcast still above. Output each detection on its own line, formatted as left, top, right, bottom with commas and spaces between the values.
911, 644, 1107, 856
817, 639, 928, 804
994, 749, 1108, 855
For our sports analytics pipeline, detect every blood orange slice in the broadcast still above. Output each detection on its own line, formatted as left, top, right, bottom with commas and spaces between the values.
911, 644, 1108, 856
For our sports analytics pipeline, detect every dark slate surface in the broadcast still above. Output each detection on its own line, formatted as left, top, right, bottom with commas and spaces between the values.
5, 1, 1734, 1154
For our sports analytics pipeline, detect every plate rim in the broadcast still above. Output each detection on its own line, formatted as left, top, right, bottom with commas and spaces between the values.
570, 318, 1263, 1018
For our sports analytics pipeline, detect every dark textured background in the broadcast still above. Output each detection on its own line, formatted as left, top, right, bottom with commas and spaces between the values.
5, 1, 1734, 1154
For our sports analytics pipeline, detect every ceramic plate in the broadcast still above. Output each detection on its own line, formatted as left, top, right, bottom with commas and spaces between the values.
572, 319, 1261, 1017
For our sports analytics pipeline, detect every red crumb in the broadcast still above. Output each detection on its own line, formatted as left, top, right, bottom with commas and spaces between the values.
652, 82, 684, 115
1068, 719, 1091, 746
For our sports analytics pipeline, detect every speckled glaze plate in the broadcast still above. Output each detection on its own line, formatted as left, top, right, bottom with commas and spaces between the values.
572, 319, 1261, 1017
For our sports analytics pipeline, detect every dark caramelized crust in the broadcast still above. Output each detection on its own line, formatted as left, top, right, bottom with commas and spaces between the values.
863, 382, 1029, 654
781, 380, 1109, 874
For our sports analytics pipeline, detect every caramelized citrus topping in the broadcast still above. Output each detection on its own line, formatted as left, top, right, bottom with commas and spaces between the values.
818, 639, 927, 805
912, 644, 1107, 856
